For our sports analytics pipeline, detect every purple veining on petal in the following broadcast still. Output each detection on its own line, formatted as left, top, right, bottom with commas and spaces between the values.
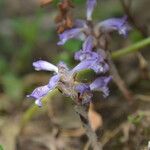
57, 28, 83, 45
90, 76, 112, 97
33, 60, 58, 73
86, 0, 97, 20
97, 16, 131, 36
48, 74, 60, 89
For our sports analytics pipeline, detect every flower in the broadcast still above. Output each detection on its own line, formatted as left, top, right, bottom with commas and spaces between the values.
27, 59, 111, 106
72, 58, 109, 74
86, 0, 97, 20
75, 83, 93, 104
96, 16, 131, 37
57, 28, 84, 45
74, 76, 112, 104
58, 16, 130, 45
27, 60, 60, 107
73, 36, 109, 75
33, 60, 58, 72
74, 36, 104, 62
90, 76, 112, 97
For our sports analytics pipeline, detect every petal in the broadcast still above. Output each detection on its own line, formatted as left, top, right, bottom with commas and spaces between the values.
75, 83, 93, 104
75, 19, 86, 28
75, 83, 90, 94
82, 36, 94, 51
72, 59, 108, 74
27, 85, 50, 99
90, 76, 112, 97
48, 74, 60, 89
35, 99, 42, 107
97, 16, 131, 36
74, 51, 103, 62
33, 60, 58, 73
87, 0, 97, 20
57, 28, 83, 45
72, 60, 94, 74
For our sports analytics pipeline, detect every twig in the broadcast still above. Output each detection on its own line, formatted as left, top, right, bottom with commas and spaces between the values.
112, 37, 150, 59
75, 105, 103, 150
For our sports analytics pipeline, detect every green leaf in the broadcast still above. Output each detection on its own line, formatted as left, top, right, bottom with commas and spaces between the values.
75, 69, 96, 83
63, 39, 82, 53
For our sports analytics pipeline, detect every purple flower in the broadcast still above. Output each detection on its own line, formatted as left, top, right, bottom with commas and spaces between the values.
75, 19, 86, 28
82, 35, 93, 51
28, 60, 61, 107
74, 36, 96, 61
75, 83, 90, 94
27, 85, 51, 107
33, 60, 58, 73
74, 36, 105, 62
27, 74, 60, 107
75, 83, 93, 104
75, 50, 99, 61
48, 74, 60, 89
90, 76, 112, 97
96, 16, 131, 36
57, 28, 84, 45
72, 59, 109, 74
86, 0, 97, 20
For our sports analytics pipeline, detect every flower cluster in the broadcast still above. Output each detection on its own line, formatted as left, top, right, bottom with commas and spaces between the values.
28, 0, 130, 107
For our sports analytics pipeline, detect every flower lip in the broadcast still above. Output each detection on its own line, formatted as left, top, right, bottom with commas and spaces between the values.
48, 74, 60, 89
57, 28, 83, 45
90, 76, 112, 97
33, 60, 58, 73
96, 16, 131, 36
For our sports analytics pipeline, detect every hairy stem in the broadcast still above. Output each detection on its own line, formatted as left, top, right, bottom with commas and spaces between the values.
75, 105, 102, 150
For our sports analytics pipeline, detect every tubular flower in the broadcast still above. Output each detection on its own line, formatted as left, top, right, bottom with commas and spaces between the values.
96, 16, 131, 37
57, 28, 84, 45
27, 60, 60, 106
86, 0, 97, 20
27, 59, 111, 106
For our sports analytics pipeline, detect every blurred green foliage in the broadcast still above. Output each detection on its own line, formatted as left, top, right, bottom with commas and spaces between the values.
128, 112, 144, 125
0, 145, 4, 150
